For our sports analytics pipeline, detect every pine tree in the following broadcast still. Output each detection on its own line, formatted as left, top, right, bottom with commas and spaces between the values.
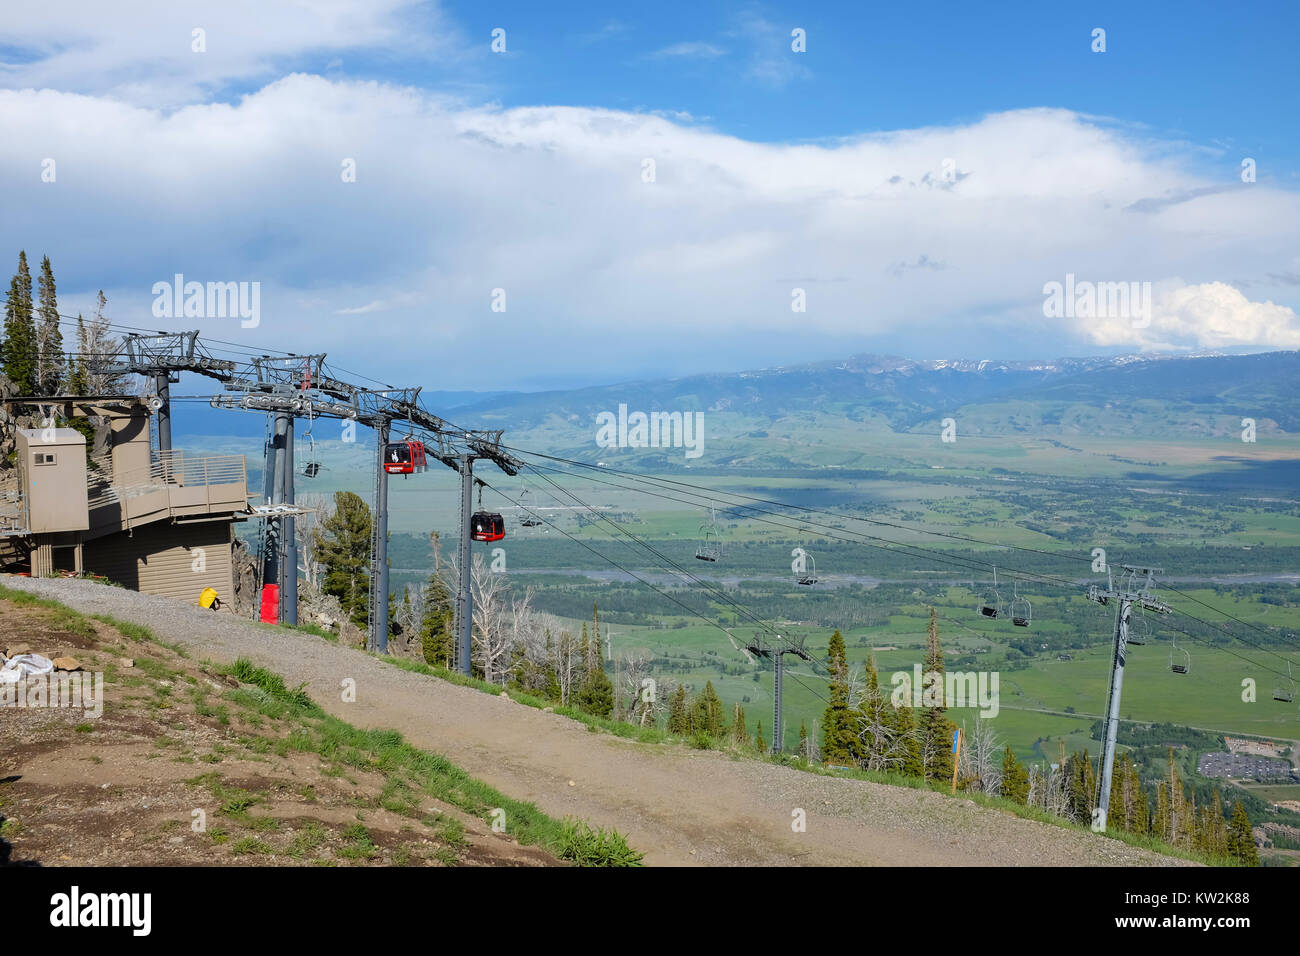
588, 602, 603, 674
1153, 782, 1170, 841
1227, 801, 1258, 866
1206, 789, 1229, 859
419, 569, 455, 667
2, 252, 36, 393
755, 719, 766, 755
35, 255, 62, 395
667, 685, 689, 735
893, 703, 923, 777
1001, 746, 1029, 804
918, 608, 955, 781
731, 703, 748, 746
690, 680, 725, 738
1067, 749, 1096, 823
574, 662, 614, 718
821, 630, 853, 763
313, 491, 373, 628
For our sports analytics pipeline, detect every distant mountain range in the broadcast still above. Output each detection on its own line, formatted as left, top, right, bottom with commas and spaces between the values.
176, 350, 1300, 467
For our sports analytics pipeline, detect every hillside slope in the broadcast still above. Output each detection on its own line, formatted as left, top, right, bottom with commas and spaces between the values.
3, 577, 1194, 867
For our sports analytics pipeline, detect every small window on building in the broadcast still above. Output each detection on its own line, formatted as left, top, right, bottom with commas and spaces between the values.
34, 453, 57, 466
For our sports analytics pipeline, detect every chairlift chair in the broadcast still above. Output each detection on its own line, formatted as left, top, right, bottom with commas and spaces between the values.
518, 483, 543, 527
1274, 661, 1296, 703
695, 525, 721, 562
1009, 579, 1031, 628
979, 567, 1003, 619
1169, 635, 1190, 675
1127, 607, 1149, 645
796, 552, 818, 587
299, 414, 322, 479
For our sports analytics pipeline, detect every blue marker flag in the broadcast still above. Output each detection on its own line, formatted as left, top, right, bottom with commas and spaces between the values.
952, 729, 960, 753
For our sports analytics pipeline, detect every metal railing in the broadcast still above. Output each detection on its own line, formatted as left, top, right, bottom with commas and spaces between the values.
87, 450, 247, 509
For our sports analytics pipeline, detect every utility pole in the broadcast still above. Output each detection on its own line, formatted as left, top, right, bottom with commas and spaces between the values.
1087, 565, 1170, 832
369, 419, 390, 652
746, 635, 811, 754
455, 453, 475, 676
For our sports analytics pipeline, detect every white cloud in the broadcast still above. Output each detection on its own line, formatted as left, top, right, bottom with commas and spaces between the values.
0, 0, 455, 107
650, 42, 726, 59
1081, 282, 1300, 350
0, 76, 1297, 387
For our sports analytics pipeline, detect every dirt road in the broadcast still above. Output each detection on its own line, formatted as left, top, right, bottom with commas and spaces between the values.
4, 577, 1191, 867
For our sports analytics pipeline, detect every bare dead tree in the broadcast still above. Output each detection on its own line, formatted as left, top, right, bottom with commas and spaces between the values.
552, 627, 584, 706
961, 716, 1003, 794
461, 552, 511, 684
294, 492, 334, 589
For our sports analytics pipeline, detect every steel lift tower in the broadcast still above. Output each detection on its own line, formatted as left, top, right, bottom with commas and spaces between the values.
98, 331, 520, 661
1086, 565, 1170, 832
746, 635, 812, 754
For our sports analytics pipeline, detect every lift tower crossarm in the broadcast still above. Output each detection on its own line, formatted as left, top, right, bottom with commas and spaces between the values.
1087, 564, 1171, 833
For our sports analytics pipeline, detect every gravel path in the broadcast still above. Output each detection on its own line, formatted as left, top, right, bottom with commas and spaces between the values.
4, 577, 1194, 867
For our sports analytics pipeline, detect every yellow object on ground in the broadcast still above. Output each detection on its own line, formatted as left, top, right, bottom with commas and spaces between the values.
199, 587, 220, 609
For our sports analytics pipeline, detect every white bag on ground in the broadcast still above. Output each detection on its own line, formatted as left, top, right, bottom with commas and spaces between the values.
0, 653, 54, 684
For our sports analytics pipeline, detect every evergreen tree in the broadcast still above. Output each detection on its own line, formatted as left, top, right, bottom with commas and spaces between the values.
2, 252, 36, 393
755, 719, 766, 755
893, 703, 923, 777
1153, 782, 1170, 841
1227, 801, 1258, 866
1206, 789, 1229, 859
574, 662, 615, 718
731, 703, 748, 746
35, 254, 62, 395
821, 629, 853, 763
1066, 749, 1096, 823
918, 608, 955, 781
313, 491, 373, 628
667, 685, 689, 735
689, 680, 725, 738
1001, 746, 1029, 804
419, 569, 455, 667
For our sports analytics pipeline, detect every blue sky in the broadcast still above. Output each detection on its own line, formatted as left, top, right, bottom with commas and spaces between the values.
441, 1, 1299, 175
1, 1, 1298, 390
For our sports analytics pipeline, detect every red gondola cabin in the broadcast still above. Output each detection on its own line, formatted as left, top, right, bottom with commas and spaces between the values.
470, 512, 505, 542
384, 440, 427, 475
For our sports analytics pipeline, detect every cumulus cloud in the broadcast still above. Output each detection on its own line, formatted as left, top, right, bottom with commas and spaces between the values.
0, 73, 1297, 387
1080, 282, 1300, 350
